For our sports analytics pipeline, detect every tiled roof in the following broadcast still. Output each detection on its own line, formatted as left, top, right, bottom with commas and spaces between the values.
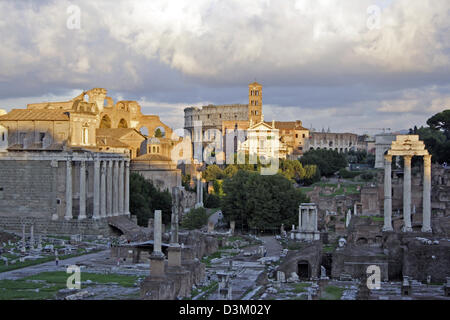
133, 153, 172, 162
0, 109, 69, 121
264, 121, 309, 131
96, 136, 130, 148
96, 128, 145, 139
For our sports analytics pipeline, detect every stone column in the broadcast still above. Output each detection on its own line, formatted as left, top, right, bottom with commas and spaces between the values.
403, 155, 412, 232
113, 160, 119, 216
200, 179, 203, 204
93, 159, 101, 219
30, 224, 34, 250
107, 160, 113, 217
298, 207, 302, 231
150, 210, 165, 277
422, 154, 432, 232
124, 160, 130, 216
354, 202, 357, 216
65, 159, 73, 220
383, 155, 393, 231
100, 161, 107, 218
21, 224, 26, 253
79, 161, 87, 220
196, 173, 201, 204
119, 160, 124, 215
153, 210, 163, 254
314, 207, 318, 232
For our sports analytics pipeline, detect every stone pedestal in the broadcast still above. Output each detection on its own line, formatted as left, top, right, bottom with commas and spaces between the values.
140, 276, 175, 300
168, 246, 182, 268
166, 266, 192, 298
149, 253, 165, 277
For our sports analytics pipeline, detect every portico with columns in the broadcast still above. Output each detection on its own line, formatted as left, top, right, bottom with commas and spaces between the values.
382, 135, 432, 233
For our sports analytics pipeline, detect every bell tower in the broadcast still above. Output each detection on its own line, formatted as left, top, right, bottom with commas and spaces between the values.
248, 82, 263, 123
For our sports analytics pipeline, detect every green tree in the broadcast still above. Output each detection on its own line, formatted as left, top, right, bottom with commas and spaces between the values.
155, 128, 164, 138
129, 173, 172, 226
221, 170, 309, 230
180, 207, 209, 230
203, 164, 224, 181
427, 110, 450, 139
300, 149, 347, 177
410, 110, 450, 164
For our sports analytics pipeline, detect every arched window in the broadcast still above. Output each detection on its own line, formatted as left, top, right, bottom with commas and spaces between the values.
100, 115, 112, 128
118, 119, 128, 128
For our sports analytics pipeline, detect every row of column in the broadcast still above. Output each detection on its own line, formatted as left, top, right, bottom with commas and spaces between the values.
383, 154, 432, 233
65, 158, 130, 220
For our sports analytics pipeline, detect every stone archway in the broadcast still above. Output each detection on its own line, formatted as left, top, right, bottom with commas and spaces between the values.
297, 260, 311, 279
118, 119, 128, 128
100, 115, 112, 128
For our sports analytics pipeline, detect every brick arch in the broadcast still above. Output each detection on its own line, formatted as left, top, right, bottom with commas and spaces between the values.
137, 117, 173, 138
118, 118, 128, 128
100, 114, 112, 128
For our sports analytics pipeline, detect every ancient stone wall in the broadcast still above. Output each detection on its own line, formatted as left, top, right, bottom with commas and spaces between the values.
0, 160, 57, 218
0, 216, 111, 236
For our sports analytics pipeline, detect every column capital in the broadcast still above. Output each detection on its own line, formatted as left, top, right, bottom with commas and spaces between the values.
403, 154, 412, 160
94, 159, 100, 168
384, 154, 392, 162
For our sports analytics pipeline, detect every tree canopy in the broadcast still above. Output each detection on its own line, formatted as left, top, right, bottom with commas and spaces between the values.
221, 170, 309, 230
129, 172, 172, 226
410, 110, 450, 164
300, 149, 348, 177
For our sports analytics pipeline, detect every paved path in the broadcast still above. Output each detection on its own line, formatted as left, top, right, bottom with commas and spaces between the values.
260, 236, 282, 257
0, 250, 109, 280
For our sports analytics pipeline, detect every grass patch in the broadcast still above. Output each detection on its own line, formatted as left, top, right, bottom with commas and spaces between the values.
0, 271, 140, 300
201, 251, 222, 267
321, 285, 345, 300
291, 283, 311, 293
0, 249, 100, 273
323, 244, 336, 253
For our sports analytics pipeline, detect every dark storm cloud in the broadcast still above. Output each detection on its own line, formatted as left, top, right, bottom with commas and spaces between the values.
0, 0, 449, 133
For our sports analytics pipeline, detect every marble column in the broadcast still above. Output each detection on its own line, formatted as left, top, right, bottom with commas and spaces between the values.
422, 154, 432, 232
354, 202, 357, 216
100, 161, 107, 218
383, 155, 393, 231
21, 224, 26, 253
93, 159, 101, 219
30, 224, 34, 250
124, 161, 130, 216
200, 179, 203, 204
196, 173, 200, 204
314, 207, 318, 232
154, 210, 162, 254
403, 155, 412, 232
118, 160, 124, 215
107, 160, 113, 217
65, 159, 73, 220
298, 207, 302, 231
113, 160, 119, 216
150, 210, 165, 277
78, 161, 87, 220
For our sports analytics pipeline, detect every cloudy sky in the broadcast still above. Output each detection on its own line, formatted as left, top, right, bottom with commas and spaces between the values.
0, 0, 449, 134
